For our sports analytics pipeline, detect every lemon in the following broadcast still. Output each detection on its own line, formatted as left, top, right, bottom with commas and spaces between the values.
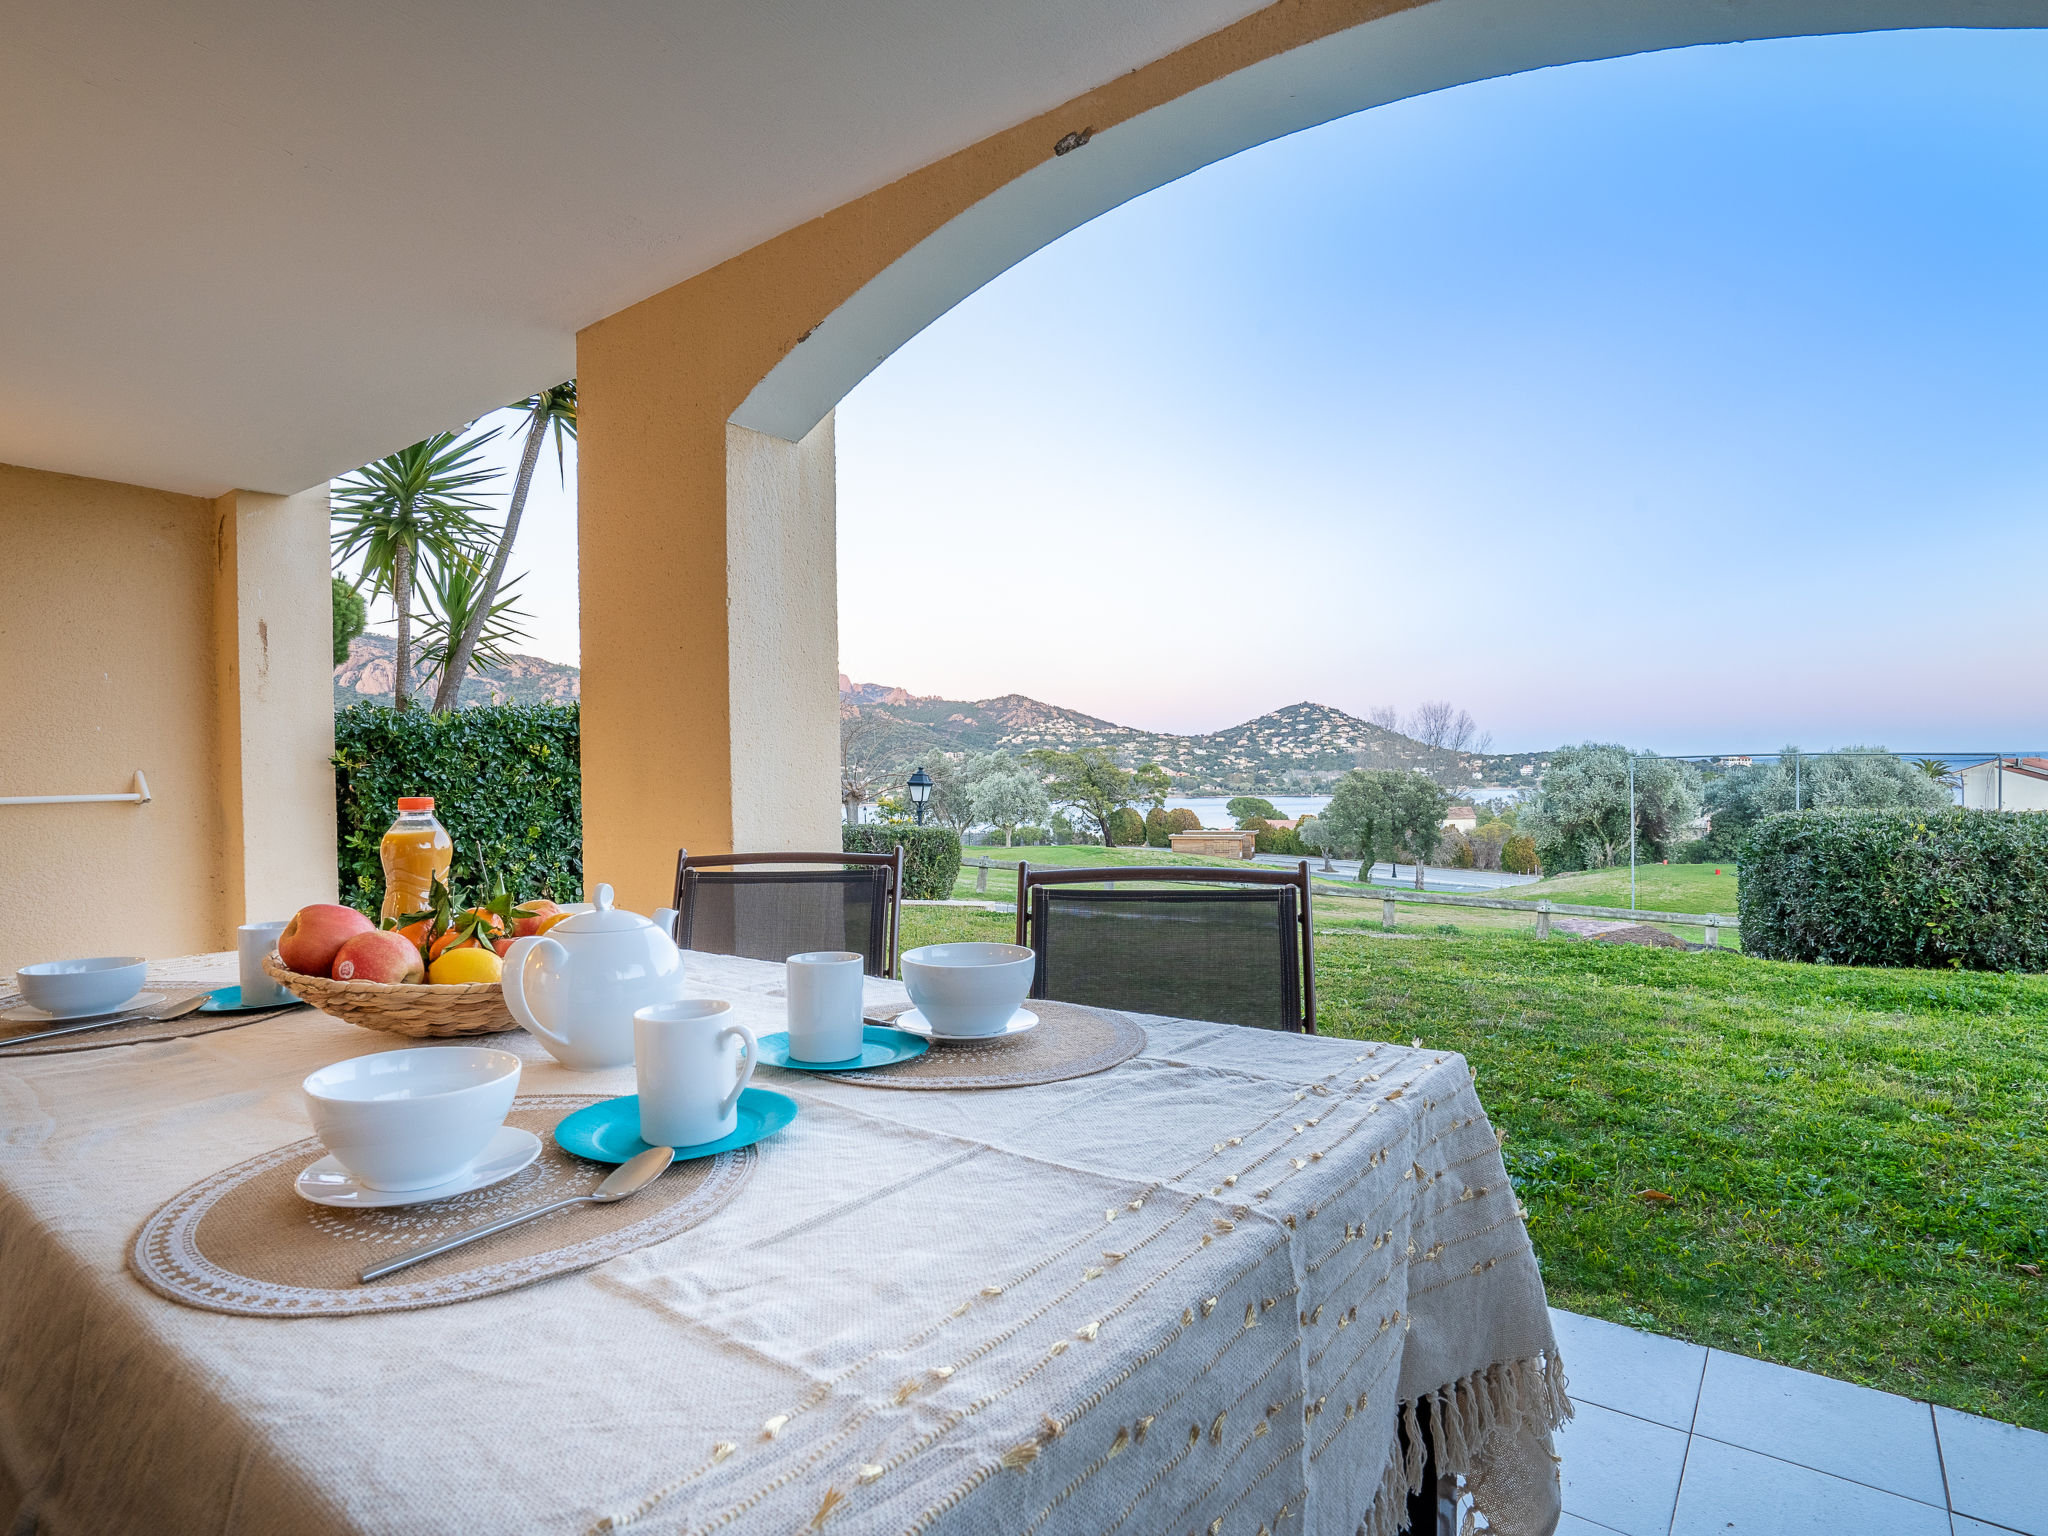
427, 945, 503, 986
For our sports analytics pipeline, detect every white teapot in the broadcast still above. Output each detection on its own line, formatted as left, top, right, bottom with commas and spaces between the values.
501, 884, 685, 1070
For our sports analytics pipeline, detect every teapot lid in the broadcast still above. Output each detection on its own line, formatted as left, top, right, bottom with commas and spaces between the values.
551, 883, 656, 935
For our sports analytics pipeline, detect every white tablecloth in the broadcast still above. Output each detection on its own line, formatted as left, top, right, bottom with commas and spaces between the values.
0, 951, 1565, 1536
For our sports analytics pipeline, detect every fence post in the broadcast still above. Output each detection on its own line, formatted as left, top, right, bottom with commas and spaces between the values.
976, 857, 989, 895
1705, 916, 1719, 950
1535, 901, 1552, 940
1382, 897, 1396, 932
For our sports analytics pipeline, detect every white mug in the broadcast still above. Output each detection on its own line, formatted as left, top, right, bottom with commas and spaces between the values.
786, 950, 865, 1063
635, 1000, 756, 1148
238, 921, 291, 1007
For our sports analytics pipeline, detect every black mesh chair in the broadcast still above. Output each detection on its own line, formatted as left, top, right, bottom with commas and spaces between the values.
1014, 861, 1314, 1032
671, 847, 905, 978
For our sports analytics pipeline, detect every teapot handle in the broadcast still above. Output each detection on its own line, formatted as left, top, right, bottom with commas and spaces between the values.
501, 936, 572, 1050
717, 1021, 757, 1122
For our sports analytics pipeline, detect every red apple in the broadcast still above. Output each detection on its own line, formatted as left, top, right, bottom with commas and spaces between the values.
511, 899, 562, 938
331, 929, 427, 984
278, 904, 375, 976
493, 936, 514, 958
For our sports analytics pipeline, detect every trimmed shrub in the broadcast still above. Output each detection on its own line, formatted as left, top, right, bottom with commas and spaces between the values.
1739, 808, 2048, 971
333, 702, 581, 916
1144, 807, 1173, 847
1106, 807, 1145, 847
1255, 826, 1307, 856
1012, 825, 1049, 846
1501, 834, 1540, 875
843, 823, 962, 901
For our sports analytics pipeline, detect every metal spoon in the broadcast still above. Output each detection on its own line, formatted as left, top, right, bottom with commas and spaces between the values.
358, 1144, 676, 1283
0, 991, 208, 1050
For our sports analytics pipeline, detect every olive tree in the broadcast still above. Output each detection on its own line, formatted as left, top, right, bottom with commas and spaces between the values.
1522, 744, 1704, 871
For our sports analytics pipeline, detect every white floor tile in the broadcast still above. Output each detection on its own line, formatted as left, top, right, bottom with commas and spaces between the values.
1550, 1308, 1708, 1430
1556, 1515, 1629, 1536
1670, 1437, 1952, 1535
1936, 1405, 2048, 1536
1555, 1399, 1690, 1536
1692, 1349, 1945, 1504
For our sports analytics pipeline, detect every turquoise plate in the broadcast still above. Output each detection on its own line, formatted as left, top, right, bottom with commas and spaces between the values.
554, 1087, 798, 1165
758, 1025, 928, 1072
198, 984, 310, 1015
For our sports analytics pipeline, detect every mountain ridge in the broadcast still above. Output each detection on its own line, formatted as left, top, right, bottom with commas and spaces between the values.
333, 646, 1547, 792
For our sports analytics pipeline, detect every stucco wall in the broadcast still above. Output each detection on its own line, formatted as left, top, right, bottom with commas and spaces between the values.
0, 464, 336, 975
0, 465, 226, 972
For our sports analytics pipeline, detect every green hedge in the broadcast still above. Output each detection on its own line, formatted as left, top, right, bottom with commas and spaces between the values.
1255, 825, 1308, 856
333, 703, 582, 916
843, 824, 962, 901
1739, 808, 2048, 971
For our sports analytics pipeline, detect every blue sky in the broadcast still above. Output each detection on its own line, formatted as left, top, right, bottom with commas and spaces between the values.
833, 28, 2048, 753
436, 28, 2048, 755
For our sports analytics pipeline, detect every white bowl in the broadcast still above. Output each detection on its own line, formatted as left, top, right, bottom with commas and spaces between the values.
303, 1046, 521, 1192
15, 956, 148, 1017
901, 942, 1035, 1037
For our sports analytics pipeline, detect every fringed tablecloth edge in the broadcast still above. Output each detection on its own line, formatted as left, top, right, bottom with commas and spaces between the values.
1362, 1348, 1572, 1536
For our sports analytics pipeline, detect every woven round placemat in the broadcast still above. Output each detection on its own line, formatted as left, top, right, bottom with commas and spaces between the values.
130, 1095, 754, 1317
0, 955, 311, 1057
829, 1000, 1144, 1090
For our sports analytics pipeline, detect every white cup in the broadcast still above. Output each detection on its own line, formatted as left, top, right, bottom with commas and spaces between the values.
635, 1000, 756, 1149
786, 950, 865, 1063
238, 921, 291, 1007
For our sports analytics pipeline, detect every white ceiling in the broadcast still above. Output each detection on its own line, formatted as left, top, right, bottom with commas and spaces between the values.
0, 0, 1266, 496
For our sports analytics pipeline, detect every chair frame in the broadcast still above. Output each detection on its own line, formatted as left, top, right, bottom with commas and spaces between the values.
672, 846, 907, 978
1014, 860, 1315, 1033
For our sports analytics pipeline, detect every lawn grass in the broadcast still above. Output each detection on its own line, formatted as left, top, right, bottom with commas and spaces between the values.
1501, 862, 1741, 915
901, 905, 2048, 1428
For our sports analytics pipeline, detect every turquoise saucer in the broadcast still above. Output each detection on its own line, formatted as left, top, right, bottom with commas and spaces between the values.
554, 1087, 798, 1165
758, 1025, 928, 1072
198, 984, 310, 1014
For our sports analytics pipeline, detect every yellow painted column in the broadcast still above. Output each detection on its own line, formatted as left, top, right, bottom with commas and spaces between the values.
212, 487, 339, 927
577, 274, 842, 916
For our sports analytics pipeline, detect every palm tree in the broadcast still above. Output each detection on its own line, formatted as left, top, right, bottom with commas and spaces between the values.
331, 430, 499, 710
432, 382, 575, 714
415, 553, 533, 704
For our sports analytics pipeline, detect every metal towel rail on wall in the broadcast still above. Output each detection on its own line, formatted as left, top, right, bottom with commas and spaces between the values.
0, 771, 151, 806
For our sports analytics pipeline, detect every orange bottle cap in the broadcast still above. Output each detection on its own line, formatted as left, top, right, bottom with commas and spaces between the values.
396, 797, 436, 811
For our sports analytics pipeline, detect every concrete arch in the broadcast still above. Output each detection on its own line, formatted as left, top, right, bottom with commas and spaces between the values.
733, 0, 2047, 442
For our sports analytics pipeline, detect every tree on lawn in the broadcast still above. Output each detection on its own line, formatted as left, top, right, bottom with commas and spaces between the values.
914, 755, 977, 832
1227, 795, 1281, 827
432, 382, 575, 714
1319, 769, 1450, 885
331, 430, 499, 711
1027, 747, 1147, 846
1297, 814, 1337, 872
1702, 746, 1946, 856
1522, 743, 1704, 871
1133, 762, 1172, 812
968, 756, 1050, 846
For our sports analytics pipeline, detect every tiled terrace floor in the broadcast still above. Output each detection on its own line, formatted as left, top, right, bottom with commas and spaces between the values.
1550, 1308, 2047, 1535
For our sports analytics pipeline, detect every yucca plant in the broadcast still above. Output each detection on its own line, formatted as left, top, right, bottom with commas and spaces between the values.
415, 553, 532, 703
431, 383, 574, 713
331, 430, 500, 710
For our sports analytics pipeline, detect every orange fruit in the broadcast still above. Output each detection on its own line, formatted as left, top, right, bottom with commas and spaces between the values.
535, 911, 572, 936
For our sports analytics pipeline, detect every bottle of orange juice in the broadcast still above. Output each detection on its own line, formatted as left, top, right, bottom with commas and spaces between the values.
379, 797, 454, 925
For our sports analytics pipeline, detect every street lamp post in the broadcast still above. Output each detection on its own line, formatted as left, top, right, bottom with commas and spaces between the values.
907, 767, 933, 826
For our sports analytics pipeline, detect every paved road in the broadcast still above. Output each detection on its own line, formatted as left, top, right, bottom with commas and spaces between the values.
1253, 854, 1540, 893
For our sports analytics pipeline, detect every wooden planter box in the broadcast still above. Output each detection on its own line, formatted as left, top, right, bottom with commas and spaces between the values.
1168, 831, 1259, 859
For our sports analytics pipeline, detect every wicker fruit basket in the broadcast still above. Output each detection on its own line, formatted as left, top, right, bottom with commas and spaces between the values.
262, 951, 517, 1038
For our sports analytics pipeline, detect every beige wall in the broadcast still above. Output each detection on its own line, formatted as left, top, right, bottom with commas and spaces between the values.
0, 464, 334, 974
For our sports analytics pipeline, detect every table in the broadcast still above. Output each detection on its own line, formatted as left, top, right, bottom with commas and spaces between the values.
0, 951, 1566, 1536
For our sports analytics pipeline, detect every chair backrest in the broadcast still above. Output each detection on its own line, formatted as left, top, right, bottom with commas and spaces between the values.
672, 848, 905, 977
1014, 862, 1315, 1033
